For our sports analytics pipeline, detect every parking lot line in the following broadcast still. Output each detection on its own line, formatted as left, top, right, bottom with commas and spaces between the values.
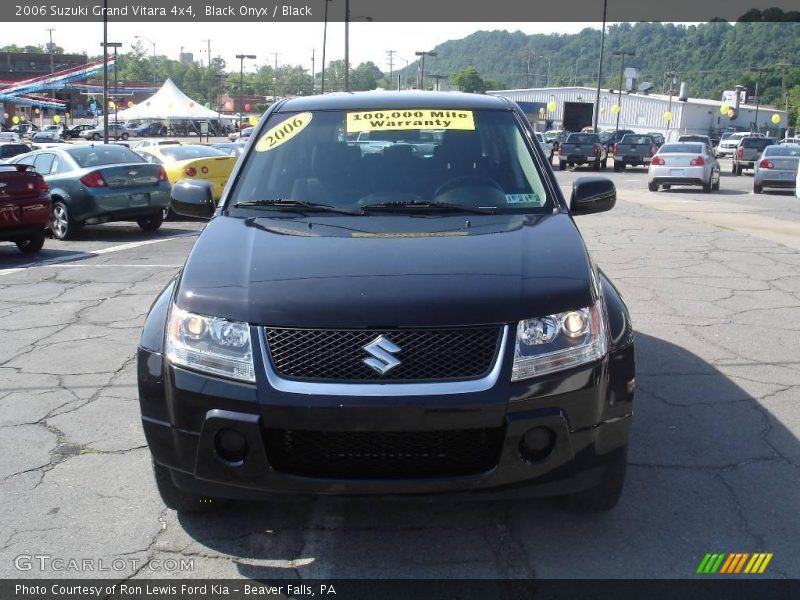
0, 232, 197, 277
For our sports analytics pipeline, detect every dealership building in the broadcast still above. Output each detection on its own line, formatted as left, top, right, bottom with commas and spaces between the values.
489, 86, 789, 139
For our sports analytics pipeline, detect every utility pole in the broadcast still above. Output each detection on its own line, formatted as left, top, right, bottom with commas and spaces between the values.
45, 28, 55, 102
344, 0, 350, 91
321, 0, 333, 94
235, 54, 256, 124
271, 52, 280, 100
102, 0, 108, 144
201, 39, 212, 106
592, 0, 607, 132
538, 55, 551, 87
311, 49, 315, 94
776, 53, 793, 114
612, 50, 634, 133
386, 50, 396, 86
751, 66, 768, 134
526, 51, 532, 88
665, 62, 678, 132
100, 41, 121, 136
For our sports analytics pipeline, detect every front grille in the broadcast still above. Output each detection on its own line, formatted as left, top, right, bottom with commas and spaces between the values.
265, 327, 501, 381
265, 427, 505, 479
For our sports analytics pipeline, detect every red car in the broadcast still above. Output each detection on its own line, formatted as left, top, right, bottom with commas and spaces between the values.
0, 164, 52, 254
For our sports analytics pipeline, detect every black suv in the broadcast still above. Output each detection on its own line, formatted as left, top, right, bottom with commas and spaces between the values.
137, 92, 635, 513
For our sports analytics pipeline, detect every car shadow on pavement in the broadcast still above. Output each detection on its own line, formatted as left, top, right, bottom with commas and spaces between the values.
660, 188, 749, 196
174, 332, 798, 579
0, 246, 88, 263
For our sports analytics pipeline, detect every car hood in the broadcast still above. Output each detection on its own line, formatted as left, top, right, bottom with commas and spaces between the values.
176, 213, 596, 328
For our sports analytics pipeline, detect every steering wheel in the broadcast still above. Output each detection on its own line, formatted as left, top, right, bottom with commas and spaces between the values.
433, 175, 504, 200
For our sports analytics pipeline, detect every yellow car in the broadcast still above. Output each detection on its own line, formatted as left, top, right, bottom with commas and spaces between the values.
135, 144, 237, 201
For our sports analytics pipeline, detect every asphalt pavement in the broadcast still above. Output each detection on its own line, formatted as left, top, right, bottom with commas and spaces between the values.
1, 159, 798, 579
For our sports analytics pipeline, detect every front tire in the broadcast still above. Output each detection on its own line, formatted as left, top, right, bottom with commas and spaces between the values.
92, 133, 101, 141
152, 462, 228, 513
662, 184, 671, 190
121, 133, 129, 140
561, 447, 627, 512
559, 160, 566, 171
735, 164, 742, 176
137, 211, 164, 232
15, 231, 46, 254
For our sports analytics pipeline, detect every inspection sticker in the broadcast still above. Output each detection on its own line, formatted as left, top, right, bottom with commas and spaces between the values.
505, 193, 544, 205
346, 109, 475, 133
256, 112, 313, 152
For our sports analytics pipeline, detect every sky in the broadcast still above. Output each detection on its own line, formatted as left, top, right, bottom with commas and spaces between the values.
5, 22, 595, 75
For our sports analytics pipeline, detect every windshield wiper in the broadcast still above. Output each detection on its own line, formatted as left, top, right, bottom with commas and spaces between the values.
231, 199, 363, 215
360, 200, 495, 215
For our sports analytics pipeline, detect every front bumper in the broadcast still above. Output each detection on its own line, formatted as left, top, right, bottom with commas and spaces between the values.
138, 336, 635, 499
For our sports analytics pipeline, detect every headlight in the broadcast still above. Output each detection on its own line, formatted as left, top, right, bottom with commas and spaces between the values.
512, 300, 607, 381
166, 306, 255, 382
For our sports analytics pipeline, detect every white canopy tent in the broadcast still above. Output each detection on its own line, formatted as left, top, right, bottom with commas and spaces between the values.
115, 78, 219, 121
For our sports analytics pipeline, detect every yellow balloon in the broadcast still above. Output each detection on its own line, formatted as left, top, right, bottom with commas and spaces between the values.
127, 101, 134, 108
53, 115, 61, 124
663, 111, 673, 122
600, 107, 606, 113
610, 104, 621, 114
727, 109, 735, 118
2, 113, 8, 119
65, 112, 70, 118
248, 116, 258, 126
35, 108, 40, 115
108, 101, 116, 109
547, 101, 557, 112
720, 104, 730, 115
12, 115, 20, 124
771, 114, 780, 124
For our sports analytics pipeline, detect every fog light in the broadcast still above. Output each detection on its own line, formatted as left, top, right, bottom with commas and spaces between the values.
214, 428, 248, 464
520, 427, 556, 461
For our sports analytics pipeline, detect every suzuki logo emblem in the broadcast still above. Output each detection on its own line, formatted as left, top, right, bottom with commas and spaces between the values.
362, 335, 402, 375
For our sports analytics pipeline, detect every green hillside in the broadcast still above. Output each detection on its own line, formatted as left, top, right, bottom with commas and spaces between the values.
398, 18, 800, 110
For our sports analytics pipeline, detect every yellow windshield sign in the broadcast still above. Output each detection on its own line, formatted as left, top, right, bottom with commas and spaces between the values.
346, 109, 475, 133
255, 112, 313, 152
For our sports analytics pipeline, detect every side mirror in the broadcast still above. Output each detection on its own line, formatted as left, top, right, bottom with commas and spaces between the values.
170, 179, 215, 219
570, 177, 616, 215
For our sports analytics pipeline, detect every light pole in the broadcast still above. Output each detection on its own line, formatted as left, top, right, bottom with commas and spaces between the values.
751, 66, 768, 133
100, 41, 121, 138
395, 55, 409, 90
538, 55, 551, 87
415, 50, 437, 90
344, 2, 372, 92
101, 0, 108, 144
45, 28, 55, 102
321, 0, 333, 94
612, 50, 634, 134
134, 35, 156, 87
235, 53, 256, 125
592, 0, 608, 132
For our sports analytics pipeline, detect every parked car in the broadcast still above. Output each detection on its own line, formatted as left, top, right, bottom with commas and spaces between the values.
0, 142, 30, 162
557, 132, 608, 170
133, 123, 169, 138
135, 144, 237, 201
30, 131, 63, 144
41, 124, 64, 138
10, 144, 170, 239
0, 132, 22, 143
0, 164, 51, 253
211, 142, 246, 157
677, 134, 712, 147
80, 123, 130, 141
138, 91, 635, 514
10, 123, 38, 138
601, 129, 635, 151
534, 132, 554, 161
64, 124, 96, 139
753, 144, 800, 194
648, 142, 720, 193
646, 132, 665, 147
732, 137, 776, 175
228, 126, 253, 142
779, 137, 800, 145
133, 138, 181, 150
612, 134, 657, 171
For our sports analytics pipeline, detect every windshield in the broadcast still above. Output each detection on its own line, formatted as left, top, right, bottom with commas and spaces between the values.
66, 145, 146, 167
621, 136, 653, 145
660, 143, 703, 154
566, 134, 598, 144
159, 145, 227, 161
228, 108, 552, 214
742, 139, 774, 150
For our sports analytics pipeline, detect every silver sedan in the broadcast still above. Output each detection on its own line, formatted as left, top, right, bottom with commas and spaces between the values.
648, 142, 720, 193
753, 144, 800, 194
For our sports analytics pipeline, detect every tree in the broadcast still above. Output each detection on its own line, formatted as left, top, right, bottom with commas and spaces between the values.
351, 61, 383, 91
450, 66, 486, 93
